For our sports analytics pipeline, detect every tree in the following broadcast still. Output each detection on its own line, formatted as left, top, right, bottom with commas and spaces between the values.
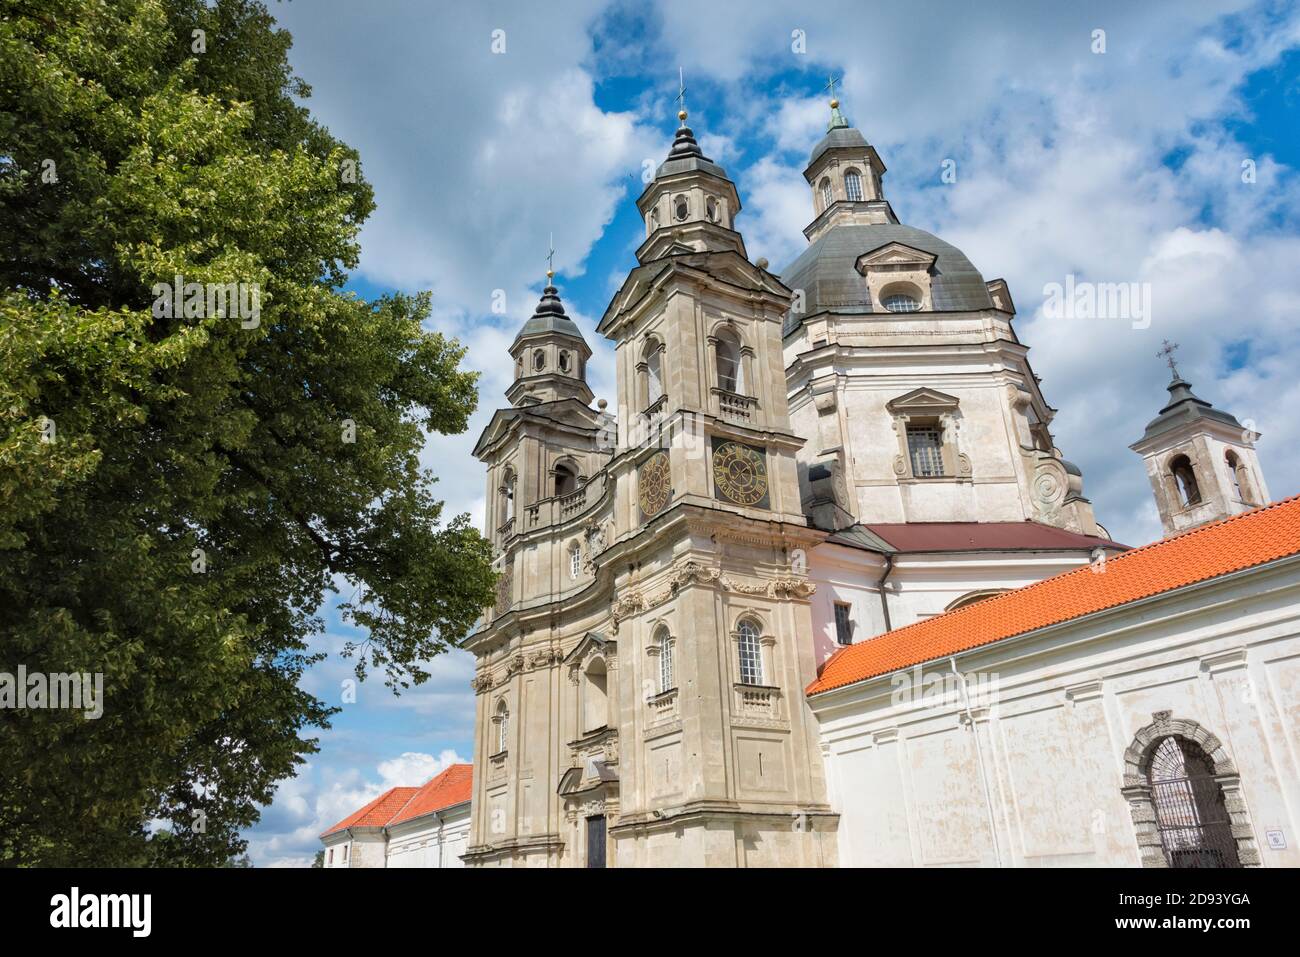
312, 849, 324, 869
0, 0, 495, 866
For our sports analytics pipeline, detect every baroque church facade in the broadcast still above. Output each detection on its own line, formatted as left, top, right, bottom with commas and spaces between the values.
450, 96, 1294, 868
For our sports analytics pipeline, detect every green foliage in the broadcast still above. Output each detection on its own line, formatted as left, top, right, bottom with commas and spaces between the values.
0, 0, 495, 866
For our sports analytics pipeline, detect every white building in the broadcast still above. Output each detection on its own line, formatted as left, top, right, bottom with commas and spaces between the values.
808, 495, 1300, 868
320, 765, 471, 868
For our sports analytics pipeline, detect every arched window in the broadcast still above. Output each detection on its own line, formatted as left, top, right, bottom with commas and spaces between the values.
737, 618, 763, 686
1225, 451, 1251, 504
705, 196, 719, 222
655, 625, 675, 693
819, 178, 833, 211
645, 342, 664, 408
533, 349, 545, 372
883, 293, 921, 313
501, 468, 516, 523
673, 194, 689, 221
583, 659, 608, 733
715, 331, 743, 394
844, 169, 864, 202
559, 351, 570, 374
568, 541, 581, 580
1148, 736, 1240, 868
554, 462, 577, 497
649, 206, 660, 230
1170, 454, 1201, 507
494, 699, 509, 753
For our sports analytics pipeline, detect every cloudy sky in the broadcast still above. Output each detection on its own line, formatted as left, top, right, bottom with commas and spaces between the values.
245, 0, 1300, 865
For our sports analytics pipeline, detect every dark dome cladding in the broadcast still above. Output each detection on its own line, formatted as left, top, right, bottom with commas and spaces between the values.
778, 224, 995, 335
514, 284, 586, 344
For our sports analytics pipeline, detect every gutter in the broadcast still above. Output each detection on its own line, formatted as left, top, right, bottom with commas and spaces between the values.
876, 553, 895, 632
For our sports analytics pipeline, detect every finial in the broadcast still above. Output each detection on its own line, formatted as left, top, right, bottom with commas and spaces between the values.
824, 73, 849, 131
1157, 338, 1181, 379
546, 232, 555, 284
824, 73, 839, 109
676, 67, 688, 124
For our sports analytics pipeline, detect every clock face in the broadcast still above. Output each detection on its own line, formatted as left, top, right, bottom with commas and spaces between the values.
712, 440, 769, 507
638, 451, 672, 517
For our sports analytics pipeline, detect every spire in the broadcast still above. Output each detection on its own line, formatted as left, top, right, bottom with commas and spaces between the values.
667, 66, 706, 160
825, 73, 849, 131
507, 255, 592, 407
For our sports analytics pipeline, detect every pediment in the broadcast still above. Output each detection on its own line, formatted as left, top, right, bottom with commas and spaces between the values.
472, 399, 605, 458
885, 387, 961, 413
855, 242, 938, 273
562, 630, 613, 666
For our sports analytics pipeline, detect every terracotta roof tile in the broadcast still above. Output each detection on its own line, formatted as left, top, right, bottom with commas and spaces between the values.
807, 496, 1300, 697
320, 786, 421, 838
387, 764, 473, 826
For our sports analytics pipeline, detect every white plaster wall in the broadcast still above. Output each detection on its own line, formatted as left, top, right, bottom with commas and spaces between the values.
386, 806, 472, 868
811, 558, 1300, 868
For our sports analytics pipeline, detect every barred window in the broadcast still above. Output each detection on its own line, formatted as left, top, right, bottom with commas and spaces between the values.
883, 294, 920, 313
820, 177, 833, 210
907, 426, 946, 477
737, 619, 763, 685
845, 169, 864, 202
834, 602, 853, 645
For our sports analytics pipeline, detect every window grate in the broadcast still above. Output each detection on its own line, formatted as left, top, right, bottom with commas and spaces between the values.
907, 427, 946, 477
845, 171, 864, 202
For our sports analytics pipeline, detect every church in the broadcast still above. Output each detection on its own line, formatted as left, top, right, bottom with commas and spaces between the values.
321, 92, 1300, 869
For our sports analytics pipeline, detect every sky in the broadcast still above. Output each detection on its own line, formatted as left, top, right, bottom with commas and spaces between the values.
244, 0, 1300, 866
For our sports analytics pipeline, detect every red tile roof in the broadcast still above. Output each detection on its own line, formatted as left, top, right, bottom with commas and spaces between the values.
388, 764, 473, 826
319, 765, 474, 839
320, 786, 421, 838
807, 496, 1300, 697
863, 520, 1123, 553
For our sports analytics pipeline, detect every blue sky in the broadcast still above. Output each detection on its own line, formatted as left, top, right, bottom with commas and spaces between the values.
245, 0, 1300, 866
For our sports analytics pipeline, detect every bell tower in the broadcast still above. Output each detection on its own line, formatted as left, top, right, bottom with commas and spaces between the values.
591, 87, 837, 867
1131, 341, 1269, 537
507, 258, 593, 407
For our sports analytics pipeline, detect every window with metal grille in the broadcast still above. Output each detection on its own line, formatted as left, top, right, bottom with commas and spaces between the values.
820, 178, 832, 210
737, 619, 763, 685
845, 170, 864, 201
834, 602, 853, 645
657, 627, 675, 692
907, 426, 946, 477
883, 294, 921, 312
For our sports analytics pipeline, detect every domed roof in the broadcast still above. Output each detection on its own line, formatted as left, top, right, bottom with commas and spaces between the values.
513, 284, 586, 345
809, 126, 869, 166
1138, 376, 1243, 442
654, 122, 729, 181
778, 223, 994, 333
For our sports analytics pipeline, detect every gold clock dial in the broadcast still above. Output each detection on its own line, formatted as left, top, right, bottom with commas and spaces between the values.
638, 451, 672, 517
712, 441, 768, 507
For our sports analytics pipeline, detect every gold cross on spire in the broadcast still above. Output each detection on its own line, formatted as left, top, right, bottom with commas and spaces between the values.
824, 73, 840, 108
1157, 338, 1181, 377
676, 67, 688, 123
546, 232, 555, 283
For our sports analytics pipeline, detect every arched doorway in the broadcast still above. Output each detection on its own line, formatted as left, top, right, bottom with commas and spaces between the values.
1121, 711, 1260, 867
1147, 736, 1239, 868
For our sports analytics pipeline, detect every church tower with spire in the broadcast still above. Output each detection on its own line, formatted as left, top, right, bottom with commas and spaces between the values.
1131, 343, 1269, 537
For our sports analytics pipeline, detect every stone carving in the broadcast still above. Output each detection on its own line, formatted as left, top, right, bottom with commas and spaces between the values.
721, 575, 769, 595
770, 578, 817, 599
471, 673, 494, 694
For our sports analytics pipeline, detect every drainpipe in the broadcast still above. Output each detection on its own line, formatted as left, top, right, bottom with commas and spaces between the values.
876, 553, 895, 632
950, 655, 1004, 867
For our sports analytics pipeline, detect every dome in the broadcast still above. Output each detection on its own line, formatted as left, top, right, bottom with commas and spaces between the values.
778, 223, 995, 333
808, 126, 869, 167
513, 285, 587, 345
